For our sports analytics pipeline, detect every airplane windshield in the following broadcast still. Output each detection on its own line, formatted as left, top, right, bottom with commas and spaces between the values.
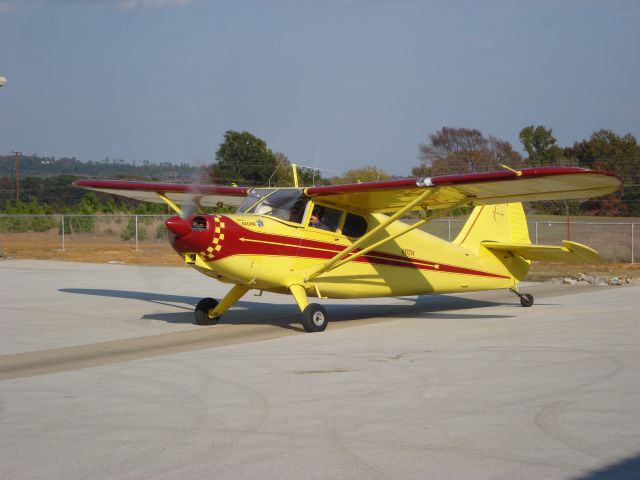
238, 188, 309, 224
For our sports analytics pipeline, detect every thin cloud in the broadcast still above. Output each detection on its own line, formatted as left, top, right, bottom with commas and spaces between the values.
0, 0, 194, 14
0, 0, 16, 15
613, 6, 640, 16
304, 0, 368, 4
117, 0, 193, 10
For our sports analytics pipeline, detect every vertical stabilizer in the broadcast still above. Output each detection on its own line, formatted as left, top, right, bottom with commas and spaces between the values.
453, 203, 531, 255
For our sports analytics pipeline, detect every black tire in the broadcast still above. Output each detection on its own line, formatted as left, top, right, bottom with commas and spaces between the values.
195, 297, 220, 325
301, 303, 328, 333
520, 293, 534, 307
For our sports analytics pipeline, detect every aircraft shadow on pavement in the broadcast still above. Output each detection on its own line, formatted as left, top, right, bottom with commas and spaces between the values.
60, 288, 514, 332
568, 451, 640, 480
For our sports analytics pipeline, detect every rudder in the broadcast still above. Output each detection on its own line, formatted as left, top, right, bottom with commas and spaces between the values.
453, 203, 531, 255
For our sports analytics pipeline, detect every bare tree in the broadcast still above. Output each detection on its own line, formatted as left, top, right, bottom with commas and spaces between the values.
419, 127, 487, 165
416, 127, 522, 175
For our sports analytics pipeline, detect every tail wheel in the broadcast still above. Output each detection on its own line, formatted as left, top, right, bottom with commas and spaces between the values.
301, 303, 328, 333
520, 293, 534, 307
195, 297, 220, 325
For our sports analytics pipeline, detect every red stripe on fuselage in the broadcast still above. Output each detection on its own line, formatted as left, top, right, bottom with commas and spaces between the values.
210, 216, 510, 280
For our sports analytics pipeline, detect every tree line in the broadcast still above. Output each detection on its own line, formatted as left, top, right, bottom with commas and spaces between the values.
1, 126, 638, 216
0, 154, 198, 180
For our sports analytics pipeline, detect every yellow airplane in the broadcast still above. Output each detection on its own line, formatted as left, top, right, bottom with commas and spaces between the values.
75, 166, 620, 332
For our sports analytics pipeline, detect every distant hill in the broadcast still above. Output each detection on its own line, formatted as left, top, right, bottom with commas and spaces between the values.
0, 155, 209, 213
0, 154, 205, 182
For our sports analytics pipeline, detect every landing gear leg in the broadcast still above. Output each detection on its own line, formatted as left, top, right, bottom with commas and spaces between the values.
509, 287, 534, 307
195, 284, 249, 325
290, 284, 328, 333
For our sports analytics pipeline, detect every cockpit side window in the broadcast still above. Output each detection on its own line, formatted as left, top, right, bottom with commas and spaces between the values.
240, 189, 309, 225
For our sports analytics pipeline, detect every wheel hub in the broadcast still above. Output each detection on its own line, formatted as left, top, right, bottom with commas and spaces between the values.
312, 312, 325, 326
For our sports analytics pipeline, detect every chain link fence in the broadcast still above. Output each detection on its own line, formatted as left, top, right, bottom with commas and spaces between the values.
419, 219, 638, 263
0, 214, 170, 254
0, 214, 638, 263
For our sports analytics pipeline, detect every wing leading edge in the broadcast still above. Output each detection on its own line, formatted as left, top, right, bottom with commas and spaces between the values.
73, 179, 250, 208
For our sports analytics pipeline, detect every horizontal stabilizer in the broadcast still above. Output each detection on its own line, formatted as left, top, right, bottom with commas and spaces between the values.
482, 240, 601, 264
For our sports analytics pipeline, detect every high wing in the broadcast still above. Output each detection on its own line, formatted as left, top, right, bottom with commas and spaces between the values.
73, 179, 250, 209
305, 167, 620, 213
74, 167, 619, 214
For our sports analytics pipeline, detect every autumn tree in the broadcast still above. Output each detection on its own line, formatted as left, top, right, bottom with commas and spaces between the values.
564, 129, 639, 177
414, 127, 522, 176
564, 129, 640, 216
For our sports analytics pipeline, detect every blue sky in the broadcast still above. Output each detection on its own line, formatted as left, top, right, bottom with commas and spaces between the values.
1, 0, 638, 177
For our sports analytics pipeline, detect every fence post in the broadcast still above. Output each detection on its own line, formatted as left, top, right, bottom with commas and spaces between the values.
135, 215, 139, 252
632, 223, 635, 264
535, 221, 539, 245
61, 214, 65, 251
448, 220, 451, 242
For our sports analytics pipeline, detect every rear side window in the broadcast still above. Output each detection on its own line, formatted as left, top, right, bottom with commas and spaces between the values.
342, 213, 367, 238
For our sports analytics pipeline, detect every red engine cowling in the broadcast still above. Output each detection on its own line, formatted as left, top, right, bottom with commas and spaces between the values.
165, 215, 213, 254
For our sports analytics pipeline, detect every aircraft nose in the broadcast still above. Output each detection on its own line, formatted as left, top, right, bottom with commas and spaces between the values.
165, 216, 191, 237
165, 215, 213, 254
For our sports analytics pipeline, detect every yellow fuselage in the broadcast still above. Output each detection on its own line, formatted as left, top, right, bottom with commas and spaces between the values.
181, 213, 528, 299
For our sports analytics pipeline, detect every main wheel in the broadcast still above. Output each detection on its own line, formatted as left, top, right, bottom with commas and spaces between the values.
301, 303, 328, 333
520, 293, 534, 307
195, 297, 220, 325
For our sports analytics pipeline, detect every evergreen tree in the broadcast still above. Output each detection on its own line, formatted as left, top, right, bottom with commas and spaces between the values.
211, 131, 279, 186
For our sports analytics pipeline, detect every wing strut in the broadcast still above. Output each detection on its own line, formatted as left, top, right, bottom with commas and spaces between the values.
158, 193, 183, 216
306, 189, 468, 281
325, 198, 470, 273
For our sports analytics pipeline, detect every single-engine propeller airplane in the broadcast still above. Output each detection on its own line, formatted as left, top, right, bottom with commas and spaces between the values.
75, 165, 620, 332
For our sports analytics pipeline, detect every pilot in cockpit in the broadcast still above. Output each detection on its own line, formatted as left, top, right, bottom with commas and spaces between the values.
309, 212, 321, 228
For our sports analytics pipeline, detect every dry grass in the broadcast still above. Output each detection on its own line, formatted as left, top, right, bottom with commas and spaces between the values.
0, 233, 184, 267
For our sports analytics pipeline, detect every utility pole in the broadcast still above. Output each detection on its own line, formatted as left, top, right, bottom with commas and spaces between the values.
11, 151, 21, 203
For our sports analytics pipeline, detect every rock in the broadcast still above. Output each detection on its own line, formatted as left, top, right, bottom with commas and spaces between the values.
610, 276, 622, 286
549, 277, 562, 285
577, 273, 595, 284
563, 277, 577, 285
